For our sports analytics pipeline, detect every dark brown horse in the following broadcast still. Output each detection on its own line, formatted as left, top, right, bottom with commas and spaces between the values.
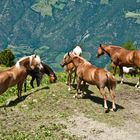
96, 44, 140, 87
61, 52, 117, 111
24, 62, 57, 92
0, 54, 42, 99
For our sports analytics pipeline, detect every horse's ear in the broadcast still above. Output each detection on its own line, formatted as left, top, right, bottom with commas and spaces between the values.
100, 44, 102, 47
68, 52, 70, 56
34, 54, 37, 57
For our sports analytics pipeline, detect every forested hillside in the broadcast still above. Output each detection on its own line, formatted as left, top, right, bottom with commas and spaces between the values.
0, 0, 140, 70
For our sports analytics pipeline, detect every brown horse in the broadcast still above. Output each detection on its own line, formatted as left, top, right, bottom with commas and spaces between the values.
96, 44, 140, 87
61, 52, 117, 111
63, 53, 76, 91
0, 54, 42, 99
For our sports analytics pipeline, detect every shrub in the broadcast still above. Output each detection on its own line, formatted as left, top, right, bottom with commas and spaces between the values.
0, 49, 15, 66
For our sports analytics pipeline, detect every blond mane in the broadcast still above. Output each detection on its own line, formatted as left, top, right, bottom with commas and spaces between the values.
15, 55, 41, 69
16, 56, 30, 68
74, 55, 91, 65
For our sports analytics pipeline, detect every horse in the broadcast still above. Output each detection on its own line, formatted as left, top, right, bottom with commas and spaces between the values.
61, 52, 117, 111
63, 54, 76, 91
63, 46, 82, 91
0, 54, 42, 99
96, 44, 140, 87
122, 66, 138, 77
24, 62, 57, 92
73, 45, 82, 56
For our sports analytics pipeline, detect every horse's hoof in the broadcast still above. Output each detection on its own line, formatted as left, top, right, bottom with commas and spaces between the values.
73, 95, 78, 98
135, 85, 140, 88
73, 95, 76, 98
68, 88, 71, 91
104, 108, 109, 113
18, 96, 23, 101
83, 92, 87, 95
110, 108, 116, 112
79, 94, 85, 98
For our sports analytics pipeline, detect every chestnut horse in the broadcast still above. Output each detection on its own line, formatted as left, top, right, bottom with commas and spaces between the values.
24, 62, 57, 92
63, 53, 77, 91
63, 46, 82, 91
61, 52, 117, 111
0, 54, 42, 99
96, 44, 140, 87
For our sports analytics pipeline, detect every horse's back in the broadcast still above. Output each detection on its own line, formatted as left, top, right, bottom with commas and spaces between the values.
93, 68, 116, 89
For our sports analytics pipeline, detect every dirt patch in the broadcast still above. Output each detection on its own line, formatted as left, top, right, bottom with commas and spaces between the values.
62, 113, 140, 140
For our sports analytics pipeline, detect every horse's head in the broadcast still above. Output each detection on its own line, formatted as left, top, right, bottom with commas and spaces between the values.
16, 54, 42, 70
60, 52, 75, 67
30, 54, 43, 70
49, 74, 57, 83
96, 44, 105, 58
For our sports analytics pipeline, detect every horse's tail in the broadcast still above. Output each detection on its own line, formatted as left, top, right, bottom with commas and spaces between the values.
106, 72, 117, 90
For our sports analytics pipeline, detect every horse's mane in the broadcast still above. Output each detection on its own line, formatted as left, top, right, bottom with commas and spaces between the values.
74, 55, 93, 66
41, 62, 56, 78
110, 45, 122, 49
15, 56, 30, 68
15, 55, 41, 68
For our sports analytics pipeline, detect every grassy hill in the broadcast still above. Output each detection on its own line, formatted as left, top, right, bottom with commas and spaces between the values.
0, 71, 140, 139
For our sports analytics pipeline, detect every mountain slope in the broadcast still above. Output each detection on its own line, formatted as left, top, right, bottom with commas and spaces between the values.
0, 0, 140, 70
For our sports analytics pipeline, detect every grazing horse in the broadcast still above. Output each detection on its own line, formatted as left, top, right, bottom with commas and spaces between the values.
0, 54, 42, 99
96, 44, 140, 87
61, 52, 117, 111
24, 62, 57, 92
123, 66, 138, 77
63, 46, 82, 91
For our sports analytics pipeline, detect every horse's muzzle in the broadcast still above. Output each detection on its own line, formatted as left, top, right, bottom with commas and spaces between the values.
60, 63, 64, 67
96, 54, 99, 58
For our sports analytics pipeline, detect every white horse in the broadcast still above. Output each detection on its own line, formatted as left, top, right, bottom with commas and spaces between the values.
123, 66, 138, 77
73, 46, 82, 56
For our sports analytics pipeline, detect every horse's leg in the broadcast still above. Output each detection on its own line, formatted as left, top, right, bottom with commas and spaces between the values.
109, 89, 116, 111
30, 76, 35, 88
36, 72, 43, 87
72, 71, 76, 85
24, 79, 27, 92
17, 82, 23, 99
66, 72, 69, 85
112, 62, 117, 75
36, 74, 42, 87
36, 77, 40, 87
74, 77, 81, 98
68, 71, 72, 91
99, 88, 108, 111
80, 81, 87, 98
135, 77, 140, 88
119, 66, 124, 84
